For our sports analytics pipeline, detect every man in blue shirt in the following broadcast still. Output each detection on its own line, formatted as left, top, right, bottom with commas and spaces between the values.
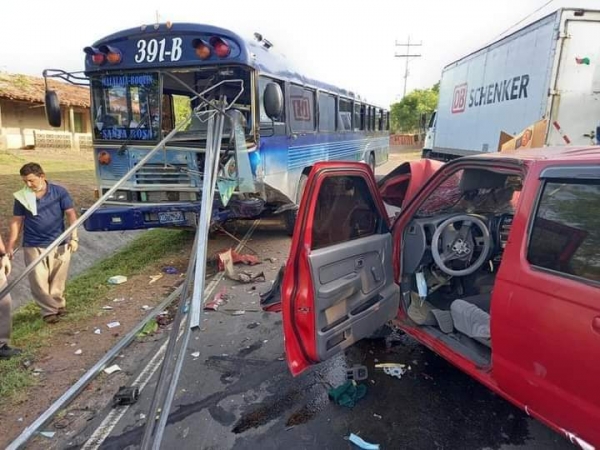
7, 163, 79, 324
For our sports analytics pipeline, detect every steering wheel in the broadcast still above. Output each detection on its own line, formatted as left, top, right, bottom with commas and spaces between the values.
431, 214, 491, 277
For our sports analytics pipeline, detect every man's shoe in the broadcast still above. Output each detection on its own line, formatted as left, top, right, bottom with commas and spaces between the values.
0, 345, 23, 360
43, 314, 60, 324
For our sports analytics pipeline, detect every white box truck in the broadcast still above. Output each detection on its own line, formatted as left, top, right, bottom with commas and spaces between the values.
423, 8, 600, 160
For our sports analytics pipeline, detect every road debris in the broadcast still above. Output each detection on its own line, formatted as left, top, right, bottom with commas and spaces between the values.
191, 351, 200, 358
112, 297, 125, 302
107, 275, 127, 285
230, 310, 246, 316
373, 413, 382, 420
216, 248, 265, 283
104, 365, 122, 375
348, 433, 380, 450
141, 305, 152, 311
94, 328, 102, 335
232, 270, 265, 284
149, 273, 164, 284
39, 431, 56, 439
162, 266, 179, 274
113, 386, 140, 406
346, 365, 369, 381
328, 380, 367, 408
375, 363, 408, 379
216, 248, 260, 269
204, 289, 229, 311
264, 257, 277, 263
74, 349, 83, 355
107, 321, 121, 329
259, 266, 284, 312
137, 319, 158, 337
102, 305, 114, 310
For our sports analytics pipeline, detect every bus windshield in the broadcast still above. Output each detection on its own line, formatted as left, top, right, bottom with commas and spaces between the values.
91, 73, 160, 141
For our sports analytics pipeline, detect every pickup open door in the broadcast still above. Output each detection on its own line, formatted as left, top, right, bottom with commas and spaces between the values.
282, 162, 400, 376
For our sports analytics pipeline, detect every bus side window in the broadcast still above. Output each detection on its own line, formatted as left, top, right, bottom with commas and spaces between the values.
353, 102, 361, 132
318, 93, 336, 133
338, 98, 352, 131
290, 85, 316, 133
360, 105, 367, 130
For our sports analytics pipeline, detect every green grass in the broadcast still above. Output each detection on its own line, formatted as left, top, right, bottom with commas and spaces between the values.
0, 228, 193, 403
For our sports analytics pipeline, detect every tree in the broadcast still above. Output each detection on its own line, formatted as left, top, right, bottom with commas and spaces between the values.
390, 83, 439, 133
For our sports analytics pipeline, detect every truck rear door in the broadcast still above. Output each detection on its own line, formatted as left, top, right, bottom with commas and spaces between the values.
548, 10, 600, 146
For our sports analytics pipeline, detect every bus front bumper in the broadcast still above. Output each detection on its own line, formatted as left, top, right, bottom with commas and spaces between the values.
83, 203, 202, 232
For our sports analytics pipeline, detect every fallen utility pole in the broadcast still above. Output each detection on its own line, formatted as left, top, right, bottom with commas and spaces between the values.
140, 99, 227, 450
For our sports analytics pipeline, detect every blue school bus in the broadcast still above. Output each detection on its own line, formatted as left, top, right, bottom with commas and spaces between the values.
48, 23, 390, 234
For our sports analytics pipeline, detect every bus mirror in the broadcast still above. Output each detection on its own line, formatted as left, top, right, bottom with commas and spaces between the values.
264, 83, 283, 120
420, 113, 427, 129
45, 90, 62, 127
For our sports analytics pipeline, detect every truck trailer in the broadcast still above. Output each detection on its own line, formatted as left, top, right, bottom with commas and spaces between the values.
423, 8, 600, 160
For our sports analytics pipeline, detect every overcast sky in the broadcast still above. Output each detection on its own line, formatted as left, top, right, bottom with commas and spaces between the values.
1, 0, 597, 106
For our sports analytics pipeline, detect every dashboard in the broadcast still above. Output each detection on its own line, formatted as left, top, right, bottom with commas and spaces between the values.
402, 213, 514, 276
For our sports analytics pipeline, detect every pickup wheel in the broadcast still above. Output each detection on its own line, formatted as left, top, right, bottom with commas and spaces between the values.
284, 173, 309, 236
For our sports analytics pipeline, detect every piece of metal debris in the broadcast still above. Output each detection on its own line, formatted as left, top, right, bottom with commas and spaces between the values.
113, 386, 140, 406
104, 365, 122, 375
107, 321, 121, 329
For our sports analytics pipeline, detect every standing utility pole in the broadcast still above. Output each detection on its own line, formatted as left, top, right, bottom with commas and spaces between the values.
395, 36, 422, 98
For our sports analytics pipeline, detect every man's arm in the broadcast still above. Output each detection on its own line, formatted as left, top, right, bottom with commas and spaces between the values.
7, 216, 24, 257
65, 208, 79, 252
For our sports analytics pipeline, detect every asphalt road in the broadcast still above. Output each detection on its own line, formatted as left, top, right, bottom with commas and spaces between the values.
62, 152, 573, 450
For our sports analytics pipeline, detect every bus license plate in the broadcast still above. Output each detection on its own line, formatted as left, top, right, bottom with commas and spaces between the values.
158, 211, 185, 224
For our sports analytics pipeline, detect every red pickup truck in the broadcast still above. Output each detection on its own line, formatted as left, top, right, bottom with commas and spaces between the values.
271, 147, 600, 448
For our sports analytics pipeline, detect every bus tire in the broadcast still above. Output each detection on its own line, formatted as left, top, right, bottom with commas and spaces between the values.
284, 173, 308, 236
368, 152, 376, 173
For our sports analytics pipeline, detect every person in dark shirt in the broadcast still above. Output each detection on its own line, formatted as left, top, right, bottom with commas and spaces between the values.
7, 163, 79, 324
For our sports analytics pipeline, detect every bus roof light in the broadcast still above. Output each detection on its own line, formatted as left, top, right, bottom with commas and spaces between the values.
210, 36, 231, 58
192, 38, 211, 60
84, 46, 105, 65
99, 45, 122, 64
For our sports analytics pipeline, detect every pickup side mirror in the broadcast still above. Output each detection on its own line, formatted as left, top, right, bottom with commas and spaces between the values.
263, 82, 283, 121
45, 90, 62, 127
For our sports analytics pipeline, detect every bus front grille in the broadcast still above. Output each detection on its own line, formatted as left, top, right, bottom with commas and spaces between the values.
135, 164, 192, 185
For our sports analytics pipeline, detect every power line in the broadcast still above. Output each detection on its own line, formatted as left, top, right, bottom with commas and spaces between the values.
394, 36, 422, 98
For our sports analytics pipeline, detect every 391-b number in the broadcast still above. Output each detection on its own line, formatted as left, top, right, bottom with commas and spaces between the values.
135, 38, 183, 63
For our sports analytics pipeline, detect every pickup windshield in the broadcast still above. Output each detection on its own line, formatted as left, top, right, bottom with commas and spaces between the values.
91, 73, 160, 141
